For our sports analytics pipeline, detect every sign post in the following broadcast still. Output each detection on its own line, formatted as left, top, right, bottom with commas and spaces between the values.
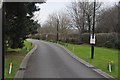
91, 0, 96, 59
90, 34, 96, 59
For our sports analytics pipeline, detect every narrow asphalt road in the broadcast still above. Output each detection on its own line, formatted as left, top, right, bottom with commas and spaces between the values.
24, 39, 105, 78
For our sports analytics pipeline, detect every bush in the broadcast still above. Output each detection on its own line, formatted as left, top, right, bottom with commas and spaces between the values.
82, 33, 90, 44
66, 38, 80, 44
82, 33, 119, 49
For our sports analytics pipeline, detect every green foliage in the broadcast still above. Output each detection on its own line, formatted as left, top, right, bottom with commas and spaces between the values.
6, 40, 34, 52
4, 2, 42, 49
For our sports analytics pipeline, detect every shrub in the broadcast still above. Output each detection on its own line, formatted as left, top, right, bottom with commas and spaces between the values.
82, 33, 90, 44
82, 33, 119, 49
66, 38, 80, 44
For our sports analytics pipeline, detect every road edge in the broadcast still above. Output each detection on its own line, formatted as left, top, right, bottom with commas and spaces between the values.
55, 43, 116, 80
15, 41, 37, 78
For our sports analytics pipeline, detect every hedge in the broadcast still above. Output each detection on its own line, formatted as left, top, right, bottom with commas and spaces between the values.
30, 32, 120, 49
82, 33, 120, 49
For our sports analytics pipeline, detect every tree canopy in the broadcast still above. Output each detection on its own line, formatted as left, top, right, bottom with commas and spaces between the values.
4, 2, 43, 49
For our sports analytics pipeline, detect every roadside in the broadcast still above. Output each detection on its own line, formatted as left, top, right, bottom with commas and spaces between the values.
56, 42, 118, 78
5, 40, 34, 78
23, 40, 105, 78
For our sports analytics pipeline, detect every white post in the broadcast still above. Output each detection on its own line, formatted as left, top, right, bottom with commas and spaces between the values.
108, 63, 112, 72
9, 63, 12, 74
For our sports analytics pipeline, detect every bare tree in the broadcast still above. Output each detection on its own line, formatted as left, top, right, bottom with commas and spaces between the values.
96, 4, 118, 33
58, 11, 71, 41
67, 0, 102, 42
40, 11, 71, 41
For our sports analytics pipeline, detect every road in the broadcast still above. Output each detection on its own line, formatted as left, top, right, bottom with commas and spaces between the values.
24, 39, 105, 78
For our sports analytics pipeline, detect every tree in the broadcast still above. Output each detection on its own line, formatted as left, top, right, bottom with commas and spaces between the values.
67, 0, 102, 43
40, 11, 71, 41
4, 2, 44, 49
96, 5, 118, 33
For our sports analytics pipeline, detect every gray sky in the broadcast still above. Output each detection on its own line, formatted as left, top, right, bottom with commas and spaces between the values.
33, 0, 119, 25
33, 1, 70, 24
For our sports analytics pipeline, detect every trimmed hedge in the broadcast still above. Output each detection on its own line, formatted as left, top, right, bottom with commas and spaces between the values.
82, 33, 119, 49
30, 32, 120, 49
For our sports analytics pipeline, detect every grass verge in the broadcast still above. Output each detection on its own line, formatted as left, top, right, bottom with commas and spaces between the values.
5, 40, 34, 78
59, 43, 118, 78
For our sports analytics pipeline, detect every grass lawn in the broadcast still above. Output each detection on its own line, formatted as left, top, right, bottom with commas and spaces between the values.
5, 40, 34, 78
60, 43, 118, 78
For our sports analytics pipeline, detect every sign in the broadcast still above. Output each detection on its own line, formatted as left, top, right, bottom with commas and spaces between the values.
46, 34, 48, 38
90, 34, 95, 44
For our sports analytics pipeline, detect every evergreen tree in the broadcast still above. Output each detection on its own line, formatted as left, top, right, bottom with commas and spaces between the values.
4, 2, 43, 49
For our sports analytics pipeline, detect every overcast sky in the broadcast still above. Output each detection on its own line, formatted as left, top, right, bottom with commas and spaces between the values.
33, 0, 119, 25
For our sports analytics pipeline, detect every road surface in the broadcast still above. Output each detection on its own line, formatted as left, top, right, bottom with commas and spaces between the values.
24, 39, 105, 78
